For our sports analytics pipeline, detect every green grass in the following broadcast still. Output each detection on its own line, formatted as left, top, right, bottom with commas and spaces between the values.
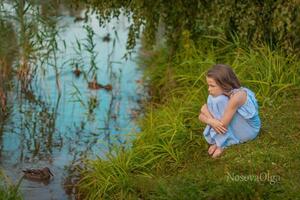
77, 35, 300, 199
145, 99, 300, 200
0, 171, 22, 200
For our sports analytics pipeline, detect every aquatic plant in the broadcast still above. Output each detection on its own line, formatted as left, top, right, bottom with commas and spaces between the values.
70, 37, 85, 78
83, 25, 99, 81
5, 0, 61, 90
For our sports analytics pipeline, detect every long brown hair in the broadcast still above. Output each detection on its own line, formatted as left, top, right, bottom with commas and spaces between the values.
206, 64, 241, 92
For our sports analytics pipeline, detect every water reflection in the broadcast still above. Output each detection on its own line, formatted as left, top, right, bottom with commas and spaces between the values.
0, 1, 145, 199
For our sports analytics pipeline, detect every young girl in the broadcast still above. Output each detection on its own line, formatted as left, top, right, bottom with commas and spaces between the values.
198, 64, 261, 158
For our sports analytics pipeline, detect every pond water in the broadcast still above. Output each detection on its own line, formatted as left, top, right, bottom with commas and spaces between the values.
0, 1, 146, 199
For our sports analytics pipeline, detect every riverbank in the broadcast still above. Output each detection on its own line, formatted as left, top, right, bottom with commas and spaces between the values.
77, 35, 300, 199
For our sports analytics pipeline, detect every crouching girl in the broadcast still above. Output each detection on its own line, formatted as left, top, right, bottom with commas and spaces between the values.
199, 64, 261, 158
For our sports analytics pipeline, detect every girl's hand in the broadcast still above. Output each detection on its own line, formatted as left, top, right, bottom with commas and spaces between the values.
208, 118, 227, 134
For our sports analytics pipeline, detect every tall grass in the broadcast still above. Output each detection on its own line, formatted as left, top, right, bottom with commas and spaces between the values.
78, 97, 203, 199
0, 170, 22, 200
1, 0, 61, 90
77, 33, 300, 199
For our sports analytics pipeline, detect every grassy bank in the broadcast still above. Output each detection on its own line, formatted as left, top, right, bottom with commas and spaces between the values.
78, 35, 300, 199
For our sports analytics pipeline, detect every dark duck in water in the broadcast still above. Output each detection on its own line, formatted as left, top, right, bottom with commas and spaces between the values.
88, 78, 113, 91
22, 167, 54, 181
88, 79, 102, 90
102, 33, 111, 42
73, 64, 82, 77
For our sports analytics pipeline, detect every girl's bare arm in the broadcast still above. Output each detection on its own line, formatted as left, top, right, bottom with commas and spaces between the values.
220, 91, 247, 127
200, 104, 214, 118
199, 104, 227, 134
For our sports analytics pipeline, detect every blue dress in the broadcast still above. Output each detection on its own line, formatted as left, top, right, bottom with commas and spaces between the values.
203, 87, 261, 148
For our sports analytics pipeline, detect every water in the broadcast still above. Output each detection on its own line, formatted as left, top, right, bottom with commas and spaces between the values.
0, 2, 146, 199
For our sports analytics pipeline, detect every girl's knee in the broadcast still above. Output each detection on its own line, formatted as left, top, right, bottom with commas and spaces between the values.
206, 95, 229, 118
208, 95, 229, 105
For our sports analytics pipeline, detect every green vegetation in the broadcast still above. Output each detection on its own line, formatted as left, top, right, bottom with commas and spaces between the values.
85, 0, 300, 55
0, 171, 22, 200
77, 32, 300, 199
0, 1, 299, 199
0, 0, 61, 91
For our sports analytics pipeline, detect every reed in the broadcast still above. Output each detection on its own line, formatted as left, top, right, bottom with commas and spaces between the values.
83, 25, 99, 81
1, 0, 61, 90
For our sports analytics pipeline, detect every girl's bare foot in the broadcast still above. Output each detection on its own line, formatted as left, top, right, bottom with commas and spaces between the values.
212, 147, 223, 158
208, 144, 217, 155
